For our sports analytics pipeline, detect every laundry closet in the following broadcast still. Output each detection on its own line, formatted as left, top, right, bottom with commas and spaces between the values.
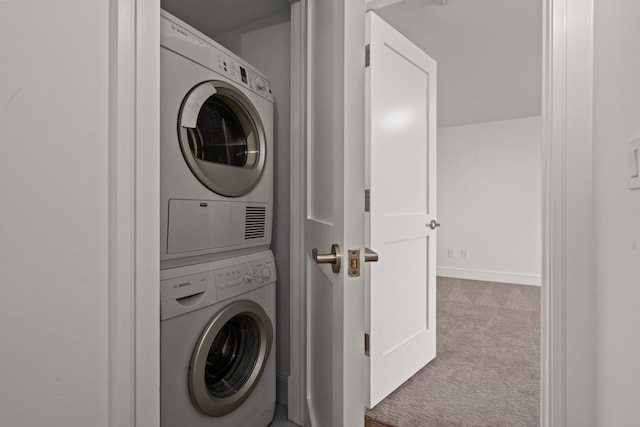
158, 0, 293, 425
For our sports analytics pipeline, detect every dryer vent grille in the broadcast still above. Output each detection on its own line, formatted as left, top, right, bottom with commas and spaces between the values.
244, 206, 266, 240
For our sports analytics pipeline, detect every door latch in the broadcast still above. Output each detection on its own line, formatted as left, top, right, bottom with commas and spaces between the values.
348, 249, 360, 277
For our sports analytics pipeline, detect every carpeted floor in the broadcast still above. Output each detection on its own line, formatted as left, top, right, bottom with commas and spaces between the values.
366, 277, 541, 427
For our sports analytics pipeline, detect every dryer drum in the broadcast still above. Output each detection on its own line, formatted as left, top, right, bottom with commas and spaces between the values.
189, 300, 273, 417
189, 98, 250, 167
178, 80, 267, 198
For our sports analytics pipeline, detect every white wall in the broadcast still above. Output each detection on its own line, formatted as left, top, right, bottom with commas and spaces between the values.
0, 1, 110, 425
215, 11, 292, 405
593, 0, 640, 424
437, 117, 542, 285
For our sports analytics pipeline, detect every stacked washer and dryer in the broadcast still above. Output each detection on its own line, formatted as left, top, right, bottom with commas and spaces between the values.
159, 10, 276, 427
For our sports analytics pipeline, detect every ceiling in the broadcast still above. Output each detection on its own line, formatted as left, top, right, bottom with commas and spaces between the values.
376, 0, 542, 127
161, 0, 291, 38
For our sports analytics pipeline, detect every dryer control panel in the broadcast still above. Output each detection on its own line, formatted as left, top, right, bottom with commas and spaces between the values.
213, 54, 273, 101
161, 11, 274, 102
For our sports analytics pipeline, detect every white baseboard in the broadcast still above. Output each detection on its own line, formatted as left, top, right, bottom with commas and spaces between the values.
437, 266, 541, 286
276, 373, 288, 405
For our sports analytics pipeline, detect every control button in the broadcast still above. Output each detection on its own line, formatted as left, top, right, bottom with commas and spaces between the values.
255, 77, 266, 90
245, 275, 252, 283
240, 66, 248, 84
262, 267, 271, 278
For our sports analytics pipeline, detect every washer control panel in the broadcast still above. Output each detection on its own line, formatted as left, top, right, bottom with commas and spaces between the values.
215, 257, 274, 301
160, 250, 276, 320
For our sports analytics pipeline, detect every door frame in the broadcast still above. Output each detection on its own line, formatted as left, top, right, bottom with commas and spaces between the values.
110, 0, 160, 425
288, 0, 308, 424
287, 0, 596, 426
542, 0, 596, 425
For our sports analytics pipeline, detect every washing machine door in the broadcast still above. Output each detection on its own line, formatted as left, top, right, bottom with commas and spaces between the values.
189, 300, 273, 417
178, 80, 267, 197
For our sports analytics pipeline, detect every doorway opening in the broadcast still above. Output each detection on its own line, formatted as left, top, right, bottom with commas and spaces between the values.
365, 1, 542, 425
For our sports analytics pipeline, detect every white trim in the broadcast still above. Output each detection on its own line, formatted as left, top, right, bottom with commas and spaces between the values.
541, 0, 566, 424
110, 1, 160, 426
542, 0, 571, 424
437, 267, 541, 286
134, 1, 161, 426
542, 0, 595, 426
288, 0, 308, 425
108, 0, 136, 424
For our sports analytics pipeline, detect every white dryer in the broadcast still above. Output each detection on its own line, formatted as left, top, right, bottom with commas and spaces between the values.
160, 250, 276, 427
160, 10, 274, 269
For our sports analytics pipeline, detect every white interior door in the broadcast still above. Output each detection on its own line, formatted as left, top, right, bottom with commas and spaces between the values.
304, 0, 366, 426
365, 11, 438, 408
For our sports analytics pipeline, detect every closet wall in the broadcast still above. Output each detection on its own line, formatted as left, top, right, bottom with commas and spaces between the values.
216, 11, 292, 405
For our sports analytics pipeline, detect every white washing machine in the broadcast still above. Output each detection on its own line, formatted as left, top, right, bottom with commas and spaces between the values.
160, 250, 276, 427
160, 10, 274, 269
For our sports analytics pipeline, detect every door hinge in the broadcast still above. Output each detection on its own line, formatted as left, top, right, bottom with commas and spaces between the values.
364, 333, 370, 356
365, 44, 370, 67
365, 189, 370, 212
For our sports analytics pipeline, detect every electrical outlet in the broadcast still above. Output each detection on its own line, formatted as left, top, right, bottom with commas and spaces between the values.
448, 249, 456, 258
461, 249, 469, 259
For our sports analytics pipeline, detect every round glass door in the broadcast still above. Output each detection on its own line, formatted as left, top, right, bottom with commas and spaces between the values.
189, 300, 273, 417
178, 81, 266, 197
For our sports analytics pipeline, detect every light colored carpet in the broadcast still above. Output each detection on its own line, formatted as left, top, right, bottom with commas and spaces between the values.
366, 277, 540, 427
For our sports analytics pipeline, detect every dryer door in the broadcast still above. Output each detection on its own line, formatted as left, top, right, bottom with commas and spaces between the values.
179, 80, 266, 197
189, 300, 273, 417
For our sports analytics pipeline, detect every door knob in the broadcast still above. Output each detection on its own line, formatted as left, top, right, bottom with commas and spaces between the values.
364, 248, 379, 262
312, 244, 341, 273
428, 220, 441, 230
